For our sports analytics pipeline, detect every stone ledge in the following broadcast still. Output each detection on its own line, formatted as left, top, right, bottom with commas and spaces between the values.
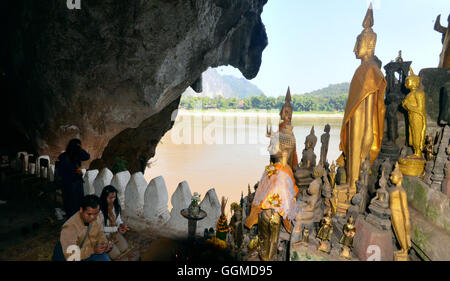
403, 175, 450, 234
409, 206, 450, 261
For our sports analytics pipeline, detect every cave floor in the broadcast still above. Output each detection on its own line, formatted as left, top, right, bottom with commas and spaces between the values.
0, 167, 236, 261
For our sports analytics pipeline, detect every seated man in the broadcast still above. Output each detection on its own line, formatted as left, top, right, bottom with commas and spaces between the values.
53, 195, 112, 261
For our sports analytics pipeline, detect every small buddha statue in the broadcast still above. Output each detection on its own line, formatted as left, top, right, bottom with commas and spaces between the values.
301, 226, 310, 246
370, 170, 389, 209
317, 209, 334, 253
320, 124, 331, 167
424, 135, 435, 162
339, 216, 356, 260
395, 50, 403, 63
322, 169, 333, 214
359, 157, 371, 189
188, 192, 201, 217
389, 162, 411, 261
335, 154, 347, 185
306, 126, 318, 152
294, 129, 317, 187
423, 135, 435, 184
329, 161, 337, 189
296, 166, 323, 221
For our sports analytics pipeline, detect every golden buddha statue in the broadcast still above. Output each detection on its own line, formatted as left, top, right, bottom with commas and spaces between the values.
245, 122, 299, 261
398, 68, 427, 176
339, 4, 387, 192
300, 226, 309, 247
434, 14, 450, 68
339, 216, 356, 260
317, 209, 334, 253
329, 161, 337, 189
389, 162, 411, 261
278, 87, 299, 170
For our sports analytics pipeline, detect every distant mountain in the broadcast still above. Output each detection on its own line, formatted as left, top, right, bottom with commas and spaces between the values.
302, 82, 350, 97
221, 75, 264, 98
183, 68, 264, 98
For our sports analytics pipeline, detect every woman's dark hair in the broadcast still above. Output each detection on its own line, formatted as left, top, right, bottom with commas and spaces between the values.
66, 138, 82, 163
99, 185, 121, 226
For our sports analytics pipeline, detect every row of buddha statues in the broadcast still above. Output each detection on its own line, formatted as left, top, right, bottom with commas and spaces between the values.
225, 4, 448, 261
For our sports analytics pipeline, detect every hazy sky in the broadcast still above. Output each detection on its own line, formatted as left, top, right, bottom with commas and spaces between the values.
217, 0, 450, 97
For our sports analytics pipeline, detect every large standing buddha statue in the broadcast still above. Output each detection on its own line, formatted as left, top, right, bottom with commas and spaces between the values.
339, 4, 387, 192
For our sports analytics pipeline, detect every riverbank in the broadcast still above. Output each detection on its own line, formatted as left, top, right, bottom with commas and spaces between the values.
177, 109, 344, 118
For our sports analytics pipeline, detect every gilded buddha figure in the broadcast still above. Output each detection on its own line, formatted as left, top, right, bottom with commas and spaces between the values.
403, 68, 426, 159
389, 162, 411, 261
339, 4, 387, 192
317, 209, 334, 253
398, 68, 427, 176
245, 121, 299, 261
278, 87, 298, 170
339, 216, 356, 260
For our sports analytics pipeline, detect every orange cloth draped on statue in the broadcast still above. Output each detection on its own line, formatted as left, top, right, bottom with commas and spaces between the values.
244, 162, 299, 233
339, 61, 386, 165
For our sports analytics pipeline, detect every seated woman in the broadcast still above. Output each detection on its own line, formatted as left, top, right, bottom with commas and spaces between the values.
99, 185, 130, 260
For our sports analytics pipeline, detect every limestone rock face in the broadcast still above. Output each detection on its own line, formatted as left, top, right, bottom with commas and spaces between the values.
124, 172, 147, 216
1, 0, 268, 172
111, 170, 131, 208
93, 168, 113, 196
419, 68, 450, 125
143, 176, 170, 225
166, 181, 192, 233
197, 188, 221, 236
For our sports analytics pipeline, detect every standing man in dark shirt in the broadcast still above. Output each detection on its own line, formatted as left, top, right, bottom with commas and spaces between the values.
57, 139, 90, 218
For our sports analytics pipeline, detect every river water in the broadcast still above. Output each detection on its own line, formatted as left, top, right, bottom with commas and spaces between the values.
144, 112, 343, 217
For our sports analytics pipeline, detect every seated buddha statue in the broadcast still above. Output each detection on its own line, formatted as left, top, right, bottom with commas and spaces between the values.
294, 127, 317, 187
245, 124, 299, 261
335, 154, 347, 185
295, 165, 324, 222
370, 170, 389, 209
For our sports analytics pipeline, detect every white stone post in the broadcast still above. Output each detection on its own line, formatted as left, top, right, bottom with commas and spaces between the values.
143, 176, 170, 225
36, 155, 50, 178
83, 169, 99, 195
166, 181, 192, 233
24, 154, 33, 174
111, 170, 131, 209
93, 168, 113, 196
197, 188, 221, 236
124, 172, 147, 216
49, 164, 55, 182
